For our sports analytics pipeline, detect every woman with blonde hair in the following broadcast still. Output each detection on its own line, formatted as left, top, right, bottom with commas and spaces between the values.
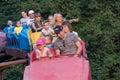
53, 13, 64, 28
53, 13, 79, 28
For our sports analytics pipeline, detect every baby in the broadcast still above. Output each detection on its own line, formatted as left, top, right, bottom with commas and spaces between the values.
35, 38, 52, 59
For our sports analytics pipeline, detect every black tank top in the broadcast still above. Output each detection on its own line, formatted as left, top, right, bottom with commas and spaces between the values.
32, 21, 43, 33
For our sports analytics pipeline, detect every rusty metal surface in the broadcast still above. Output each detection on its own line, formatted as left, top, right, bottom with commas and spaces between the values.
0, 59, 27, 69
5, 48, 28, 58
0, 53, 6, 58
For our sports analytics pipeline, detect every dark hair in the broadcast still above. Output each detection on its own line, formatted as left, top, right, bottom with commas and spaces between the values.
62, 21, 72, 32
45, 35, 53, 41
43, 20, 49, 24
21, 10, 28, 16
21, 10, 27, 13
35, 12, 41, 17
16, 21, 21, 24
54, 26, 63, 34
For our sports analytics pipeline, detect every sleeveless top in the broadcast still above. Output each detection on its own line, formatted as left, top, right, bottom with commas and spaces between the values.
32, 21, 43, 33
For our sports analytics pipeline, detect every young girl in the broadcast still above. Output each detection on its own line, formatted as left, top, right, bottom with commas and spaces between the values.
14, 21, 23, 35
35, 38, 52, 59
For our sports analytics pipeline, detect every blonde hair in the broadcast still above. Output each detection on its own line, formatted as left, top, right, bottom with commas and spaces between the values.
53, 13, 64, 27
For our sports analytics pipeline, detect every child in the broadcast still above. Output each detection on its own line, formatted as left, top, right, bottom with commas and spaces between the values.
42, 20, 54, 36
44, 35, 54, 48
35, 38, 52, 59
14, 21, 23, 35
48, 15, 54, 27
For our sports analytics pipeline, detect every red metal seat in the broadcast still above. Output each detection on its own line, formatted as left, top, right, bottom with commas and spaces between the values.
24, 40, 91, 80
24, 56, 91, 80
79, 40, 87, 57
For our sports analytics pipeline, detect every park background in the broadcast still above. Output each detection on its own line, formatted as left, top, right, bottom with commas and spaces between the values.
0, 0, 120, 80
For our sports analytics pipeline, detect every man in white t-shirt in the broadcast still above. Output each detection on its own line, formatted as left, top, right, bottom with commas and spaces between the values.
27, 10, 35, 26
20, 11, 29, 26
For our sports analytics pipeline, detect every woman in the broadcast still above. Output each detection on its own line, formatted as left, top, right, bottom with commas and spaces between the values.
62, 21, 78, 37
53, 13, 64, 28
53, 13, 79, 28
31, 13, 43, 33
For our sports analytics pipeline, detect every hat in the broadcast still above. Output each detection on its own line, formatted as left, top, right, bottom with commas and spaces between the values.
54, 26, 63, 34
28, 10, 34, 14
36, 38, 45, 46
35, 12, 41, 17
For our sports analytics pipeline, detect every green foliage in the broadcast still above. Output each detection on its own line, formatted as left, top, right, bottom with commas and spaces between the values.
0, 0, 120, 80
4, 64, 25, 80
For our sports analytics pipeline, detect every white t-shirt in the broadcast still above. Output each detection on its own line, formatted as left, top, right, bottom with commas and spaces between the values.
72, 31, 78, 37
20, 17, 29, 26
41, 28, 54, 36
27, 18, 35, 26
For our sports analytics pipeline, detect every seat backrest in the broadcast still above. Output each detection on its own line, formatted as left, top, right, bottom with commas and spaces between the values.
27, 30, 33, 51
30, 32, 42, 44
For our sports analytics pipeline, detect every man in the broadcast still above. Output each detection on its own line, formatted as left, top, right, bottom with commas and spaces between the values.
53, 26, 82, 56
27, 10, 35, 26
20, 11, 29, 26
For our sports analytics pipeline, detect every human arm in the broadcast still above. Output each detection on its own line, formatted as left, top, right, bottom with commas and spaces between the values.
36, 27, 42, 31
74, 41, 82, 57
69, 18, 79, 23
31, 23, 37, 32
71, 33, 82, 56
55, 49, 60, 56
47, 49, 53, 58
53, 41, 61, 56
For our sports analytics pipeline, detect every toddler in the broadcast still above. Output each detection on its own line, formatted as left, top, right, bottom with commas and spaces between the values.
35, 38, 52, 59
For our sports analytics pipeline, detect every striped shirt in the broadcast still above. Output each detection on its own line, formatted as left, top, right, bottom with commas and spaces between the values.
54, 33, 79, 54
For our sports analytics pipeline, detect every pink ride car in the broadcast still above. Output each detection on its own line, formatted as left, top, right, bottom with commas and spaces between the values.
23, 40, 92, 80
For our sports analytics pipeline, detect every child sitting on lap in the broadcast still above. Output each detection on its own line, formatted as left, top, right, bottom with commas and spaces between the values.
44, 35, 54, 48
35, 38, 52, 59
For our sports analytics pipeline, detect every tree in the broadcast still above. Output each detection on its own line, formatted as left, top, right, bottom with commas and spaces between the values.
0, 0, 120, 80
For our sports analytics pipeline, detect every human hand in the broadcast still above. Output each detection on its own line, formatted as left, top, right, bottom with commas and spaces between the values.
74, 52, 81, 57
74, 54, 79, 57
73, 18, 79, 22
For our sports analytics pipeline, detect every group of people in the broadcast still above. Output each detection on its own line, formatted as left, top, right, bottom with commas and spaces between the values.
4, 10, 83, 60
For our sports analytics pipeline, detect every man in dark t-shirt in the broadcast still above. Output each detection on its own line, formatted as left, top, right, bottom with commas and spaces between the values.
53, 26, 82, 56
